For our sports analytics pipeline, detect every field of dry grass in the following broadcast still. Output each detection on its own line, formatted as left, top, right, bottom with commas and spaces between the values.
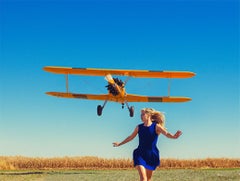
0, 156, 239, 170
1, 169, 240, 181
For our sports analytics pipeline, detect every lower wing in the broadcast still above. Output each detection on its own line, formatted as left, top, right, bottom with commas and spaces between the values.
46, 92, 191, 103
126, 94, 191, 102
46, 92, 109, 100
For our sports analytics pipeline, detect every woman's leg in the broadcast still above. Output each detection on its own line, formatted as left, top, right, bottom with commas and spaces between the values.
135, 165, 147, 181
146, 169, 153, 181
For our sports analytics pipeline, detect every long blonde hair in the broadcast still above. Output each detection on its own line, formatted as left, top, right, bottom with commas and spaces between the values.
141, 108, 165, 128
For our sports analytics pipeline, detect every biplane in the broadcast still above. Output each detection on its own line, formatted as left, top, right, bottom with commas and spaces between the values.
43, 66, 195, 117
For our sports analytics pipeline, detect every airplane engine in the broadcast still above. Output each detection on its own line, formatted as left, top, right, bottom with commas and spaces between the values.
105, 78, 124, 96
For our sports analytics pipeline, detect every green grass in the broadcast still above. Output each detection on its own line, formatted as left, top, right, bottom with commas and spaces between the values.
0, 169, 239, 181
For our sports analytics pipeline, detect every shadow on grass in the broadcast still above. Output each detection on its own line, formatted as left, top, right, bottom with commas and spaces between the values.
0, 171, 98, 175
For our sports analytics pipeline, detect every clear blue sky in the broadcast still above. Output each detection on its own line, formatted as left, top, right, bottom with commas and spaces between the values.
1, 0, 239, 159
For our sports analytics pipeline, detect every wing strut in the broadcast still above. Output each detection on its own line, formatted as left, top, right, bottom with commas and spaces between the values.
124, 76, 131, 85
66, 74, 69, 93
168, 79, 171, 96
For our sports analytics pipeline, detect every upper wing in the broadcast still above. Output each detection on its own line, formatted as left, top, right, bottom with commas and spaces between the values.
43, 66, 195, 78
46, 92, 191, 103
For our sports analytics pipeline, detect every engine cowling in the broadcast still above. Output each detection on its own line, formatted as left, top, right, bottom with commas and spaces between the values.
105, 78, 124, 96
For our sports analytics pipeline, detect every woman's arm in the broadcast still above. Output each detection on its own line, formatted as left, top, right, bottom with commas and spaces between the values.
156, 124, 182, 139
113, 126, 138, 147
165, 130, 182, 139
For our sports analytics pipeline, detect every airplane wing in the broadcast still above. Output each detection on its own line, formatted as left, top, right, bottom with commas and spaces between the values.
46, 92, 128, 103
46, 92, 110, 101
46, 92, 191, 103
125, 94, 191, 102
43, 66, 195, 78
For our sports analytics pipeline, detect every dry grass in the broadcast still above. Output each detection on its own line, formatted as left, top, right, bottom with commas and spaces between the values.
160, 158, 240, 169
0, 156, 239, 170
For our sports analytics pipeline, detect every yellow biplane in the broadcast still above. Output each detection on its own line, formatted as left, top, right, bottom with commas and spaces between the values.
43, 66, 195, 117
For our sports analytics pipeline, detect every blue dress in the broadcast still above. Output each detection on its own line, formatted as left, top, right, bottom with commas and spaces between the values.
133, 122, 160, 170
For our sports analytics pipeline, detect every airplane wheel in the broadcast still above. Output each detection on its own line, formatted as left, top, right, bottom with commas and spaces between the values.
129, 106, 134, 117
97, 105, 103, 116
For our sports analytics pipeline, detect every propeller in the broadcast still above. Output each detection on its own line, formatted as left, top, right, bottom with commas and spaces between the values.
104, 74, 124, 96
104, 74, 115, 84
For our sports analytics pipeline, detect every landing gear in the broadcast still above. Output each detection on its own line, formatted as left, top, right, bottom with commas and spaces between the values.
97, 100, 107, 116
129, 106, 134, 117
97, 105, 103, 116
125, 101, 134, 117
97, 101, 134, 117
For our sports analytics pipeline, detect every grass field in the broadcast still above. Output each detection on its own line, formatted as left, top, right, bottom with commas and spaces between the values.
0, 169, 240, 181
0, 156, 239, 180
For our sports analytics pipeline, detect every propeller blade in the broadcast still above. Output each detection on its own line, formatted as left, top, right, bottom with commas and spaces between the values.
104, 74, 115, 84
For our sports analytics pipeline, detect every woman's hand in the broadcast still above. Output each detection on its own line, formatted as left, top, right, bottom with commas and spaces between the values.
112, 142, 120, 147
174, 130, 182, 139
